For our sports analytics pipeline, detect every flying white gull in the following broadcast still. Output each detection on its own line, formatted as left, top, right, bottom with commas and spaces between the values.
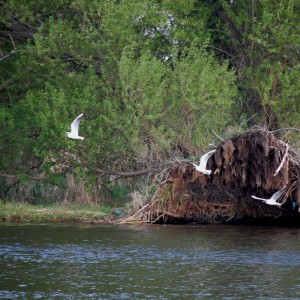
66, 113, 84, 140
193, 149, 216, 175
251, 185, 287, 206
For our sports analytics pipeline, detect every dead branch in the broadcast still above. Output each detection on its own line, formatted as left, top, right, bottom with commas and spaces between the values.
89, 167, 153, 177
270, 127, 300, 134
0, 165, 77, 181
130, 203, 150, 218
211, 129, 225, 141
0, 51, 15, 62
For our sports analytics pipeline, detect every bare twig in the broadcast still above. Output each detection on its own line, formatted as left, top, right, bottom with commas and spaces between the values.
211, 129, 225, 141
238, 113, 258, 128
0, 50, 15, 62
9, 34, 16, 50
130, 203, 150, 218
152, 213, 166, 223
270, 127, 300, 134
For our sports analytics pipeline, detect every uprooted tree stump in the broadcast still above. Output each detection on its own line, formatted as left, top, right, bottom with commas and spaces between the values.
122, 129, 300, 225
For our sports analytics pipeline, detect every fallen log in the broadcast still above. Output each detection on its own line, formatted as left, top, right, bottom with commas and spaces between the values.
120, 128, 300, 225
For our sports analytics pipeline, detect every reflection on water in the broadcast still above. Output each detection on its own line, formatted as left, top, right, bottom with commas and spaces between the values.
1, 224, 300, 299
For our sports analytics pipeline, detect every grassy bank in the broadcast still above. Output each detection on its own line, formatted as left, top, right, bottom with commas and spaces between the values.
0, 201, 122, 223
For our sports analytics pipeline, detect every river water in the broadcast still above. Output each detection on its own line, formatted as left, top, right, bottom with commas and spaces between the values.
0, 223, 300, 299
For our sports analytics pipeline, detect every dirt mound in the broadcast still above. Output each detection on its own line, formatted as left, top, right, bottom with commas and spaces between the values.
124, 129, 300, 225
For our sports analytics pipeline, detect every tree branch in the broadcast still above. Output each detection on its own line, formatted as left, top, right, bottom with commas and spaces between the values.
0, 30, 34, 42
0, 164, 153, 181
0, 165, 77, 181
0, 172, 45, 181
0, 50, 15, 62
270, 127, 300, 134
88, 167, 153, 177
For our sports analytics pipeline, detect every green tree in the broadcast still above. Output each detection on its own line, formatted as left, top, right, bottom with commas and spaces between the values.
0, 0, 241, 203
210, 0, 300, 130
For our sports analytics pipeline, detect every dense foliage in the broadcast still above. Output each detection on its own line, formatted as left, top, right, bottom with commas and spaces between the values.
0, 0, 299, 202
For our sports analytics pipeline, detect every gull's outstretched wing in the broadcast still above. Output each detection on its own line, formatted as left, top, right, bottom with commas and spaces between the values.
270, 185, 286, 201
251, 185, 286, 202
70, 113, 84, 134
199, 149, 216, 169
251, 195, 267, 201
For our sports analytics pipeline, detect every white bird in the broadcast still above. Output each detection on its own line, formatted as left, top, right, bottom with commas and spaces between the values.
66, 113, 84, 140
251, 186, 287, 206
193, 149, 216, 175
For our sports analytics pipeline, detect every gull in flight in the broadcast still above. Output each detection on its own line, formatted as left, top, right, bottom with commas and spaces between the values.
193, 149, 216, 175
66, 113, 85, 140
251, 186, 287, 206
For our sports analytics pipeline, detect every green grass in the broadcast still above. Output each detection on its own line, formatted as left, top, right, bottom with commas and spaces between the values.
0, 201, 123, 223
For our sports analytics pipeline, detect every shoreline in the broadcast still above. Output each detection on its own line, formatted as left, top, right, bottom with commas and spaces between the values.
0, 202, 123, 224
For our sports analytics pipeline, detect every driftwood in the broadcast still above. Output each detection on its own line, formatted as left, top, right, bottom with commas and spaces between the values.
120, 129, 300, 225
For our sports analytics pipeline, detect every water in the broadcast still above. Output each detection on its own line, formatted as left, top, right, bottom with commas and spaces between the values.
1, 224, 300, 299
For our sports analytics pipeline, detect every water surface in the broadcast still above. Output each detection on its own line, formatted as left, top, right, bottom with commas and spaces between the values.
1, 224, 300, 299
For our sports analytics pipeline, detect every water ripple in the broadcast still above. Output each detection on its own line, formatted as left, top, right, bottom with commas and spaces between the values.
1, 224, 300, 299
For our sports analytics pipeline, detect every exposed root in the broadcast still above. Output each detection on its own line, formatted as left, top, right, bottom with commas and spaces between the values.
120, 128, 300, 225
